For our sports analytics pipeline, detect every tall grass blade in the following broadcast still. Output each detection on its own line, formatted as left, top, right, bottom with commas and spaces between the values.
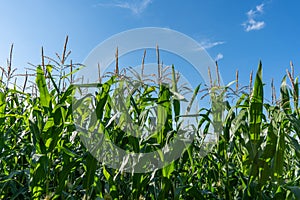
36, 65, 50, 107
249, 61, 263, 142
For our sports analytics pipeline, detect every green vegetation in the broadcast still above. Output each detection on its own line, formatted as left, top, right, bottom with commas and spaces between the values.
0, 39, 299, 199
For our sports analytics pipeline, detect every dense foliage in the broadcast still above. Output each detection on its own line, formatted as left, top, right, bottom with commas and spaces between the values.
0, 41, 299, 199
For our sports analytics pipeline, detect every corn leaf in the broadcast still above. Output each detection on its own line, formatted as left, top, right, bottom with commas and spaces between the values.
36, 65, 50, 107
249, 61, 263, 142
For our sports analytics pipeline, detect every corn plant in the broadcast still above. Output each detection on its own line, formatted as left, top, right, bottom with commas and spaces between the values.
0, 39, 299, 199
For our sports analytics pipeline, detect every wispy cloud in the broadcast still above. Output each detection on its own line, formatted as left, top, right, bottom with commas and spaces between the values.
199, 40, 225, 49
215, 53, 224, 61
96, 0, 153, 15
242, 3, 266, 32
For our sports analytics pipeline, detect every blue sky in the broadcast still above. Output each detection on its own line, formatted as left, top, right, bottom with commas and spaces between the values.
0, 0, 300, 100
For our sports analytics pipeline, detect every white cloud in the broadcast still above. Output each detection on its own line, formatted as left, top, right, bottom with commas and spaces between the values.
96, 0, 153, 15
248, 3, 264, 17
243, 3, 266, 32
256, 4, 264, 13
215, 53, 224, 61
200, 41, 225, 49
244, 19, 265, 32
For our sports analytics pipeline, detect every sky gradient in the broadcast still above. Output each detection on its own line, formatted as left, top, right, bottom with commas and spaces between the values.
0, 0, 299, 100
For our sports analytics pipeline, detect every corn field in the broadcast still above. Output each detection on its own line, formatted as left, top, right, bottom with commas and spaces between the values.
0, 39, 299, 199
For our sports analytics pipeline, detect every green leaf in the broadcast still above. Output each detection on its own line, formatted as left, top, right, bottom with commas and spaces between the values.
186, 84, 200, 114
171, 65, 180, 122
96, 77, 114, 120
273, 121, 286, 179
157, 83, 172, 145
36, 65, 50, 107
286, 186, 300, 199
249, 61, 263, 142
280, 76, 291, 114
0, 91, 6, 120
162, 161, 175, 179
61, 65, 84, 79
293, 77, 299, 115
83, 153, 97, 193
103, 165, 112, 182
46, 65, 60, 96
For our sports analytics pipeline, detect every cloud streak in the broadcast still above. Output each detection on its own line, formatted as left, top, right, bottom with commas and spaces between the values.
215, 53, 224, 61
96, 0, 153, 15
200, 41, 225, 49
243, 3, 265, 32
